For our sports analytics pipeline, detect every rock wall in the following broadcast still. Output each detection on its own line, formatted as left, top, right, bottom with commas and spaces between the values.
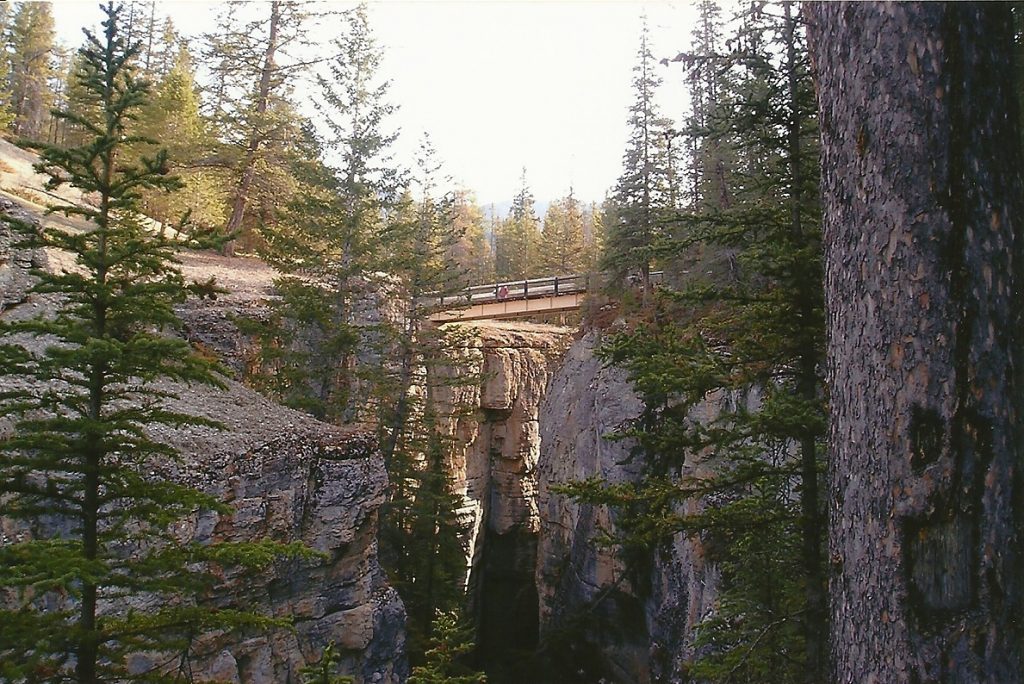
535, 331, 719, 684
148, 380, 408, 683
430, 321, 572, 675
0, 206, 408, 683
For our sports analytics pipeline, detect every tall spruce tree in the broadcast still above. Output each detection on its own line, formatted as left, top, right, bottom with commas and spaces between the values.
250, 3, 400, 423
539, 189, 587, 276
8, 1, 56, 141
601, 19, 676, 304
571, 3, 826, 681
494, 169, 541, 280
0, 6, 304, 680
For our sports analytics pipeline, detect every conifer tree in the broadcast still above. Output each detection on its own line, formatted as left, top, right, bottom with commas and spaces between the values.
539, 189, 587, 275
8, 1, 56, 141
204, 0, 324, 253
369, 138, 475, 659
0, 6, 305, 680
0, 3, 16, 132
572, 3, 826, 681
135, 45, 227, 237
601, 19, 676, 303
448, 189, 493, 286
494, 169, 541, 280
409, 612, 487, 684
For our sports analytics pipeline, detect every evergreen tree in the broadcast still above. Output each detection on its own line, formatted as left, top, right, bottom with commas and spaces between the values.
8, 1, 56, 141
601, 19, 676, 303
135, 45, 227, 237
0, 6, 305, 680
494, 169, 541, 280
204, 0, 321, 253
539, 189, 587, 275
571, 4, 826, 681
448, 189, 493, 286
409, 613, 487, 684
809, 3, 1023, 679
0, 3, 16, 132
250, 3, 400, 423
299, 642, 354, 684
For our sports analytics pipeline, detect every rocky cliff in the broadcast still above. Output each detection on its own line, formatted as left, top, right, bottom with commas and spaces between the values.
0, 201, 408, 683
429, 320, 572, 675
535, 331, 719, 684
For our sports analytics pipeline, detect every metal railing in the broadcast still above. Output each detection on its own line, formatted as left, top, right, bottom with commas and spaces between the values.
433, 271, 664, 309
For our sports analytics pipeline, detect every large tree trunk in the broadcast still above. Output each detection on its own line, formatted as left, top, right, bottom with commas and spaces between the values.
807, 3, 1024, 681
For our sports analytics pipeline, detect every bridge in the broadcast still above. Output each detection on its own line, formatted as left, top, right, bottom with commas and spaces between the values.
428, 271, 664, 322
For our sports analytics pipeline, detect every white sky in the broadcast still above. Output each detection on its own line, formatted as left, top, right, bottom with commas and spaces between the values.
52, 1, 696, 207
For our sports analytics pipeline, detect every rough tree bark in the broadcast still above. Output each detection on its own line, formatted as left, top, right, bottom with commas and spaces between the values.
806, 3, 1024, 682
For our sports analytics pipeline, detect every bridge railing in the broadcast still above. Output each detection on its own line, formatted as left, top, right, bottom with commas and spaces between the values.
435, 274, 588, 307
430, 270, 665, 310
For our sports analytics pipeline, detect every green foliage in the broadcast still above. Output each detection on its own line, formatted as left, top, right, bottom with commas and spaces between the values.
494, 169, 541, 280
601, 19, 677, 301
539, 191, 587, 275
0, 6, 306, 679
409, 613, 487, 684
447, 189, 493, 286
8, 1, 56, 140
299, 642, 354, 684
580, 3, 827, 681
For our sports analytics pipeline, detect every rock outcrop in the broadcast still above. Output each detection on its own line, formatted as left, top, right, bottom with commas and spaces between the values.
0, 206, 408, 683
535, 331, 719, 683
146, 380, 408, 684
430, 320, 572, 673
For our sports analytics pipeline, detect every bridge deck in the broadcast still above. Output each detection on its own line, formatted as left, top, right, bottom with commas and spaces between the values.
427, 271, 662, 322
429, 291, 585, 322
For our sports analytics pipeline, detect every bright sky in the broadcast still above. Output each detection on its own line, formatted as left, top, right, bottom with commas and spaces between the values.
52, 1, 696, 207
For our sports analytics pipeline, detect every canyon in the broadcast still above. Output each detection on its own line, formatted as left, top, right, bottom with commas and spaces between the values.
1, 191, 719, 682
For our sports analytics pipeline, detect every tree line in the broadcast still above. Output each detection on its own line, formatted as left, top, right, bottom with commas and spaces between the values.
571, 1, 1022, 683
0, 0, 602, 281
0, 0, 1021, 682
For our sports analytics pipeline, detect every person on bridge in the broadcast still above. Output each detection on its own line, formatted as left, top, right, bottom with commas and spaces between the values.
497, 285, 509, 300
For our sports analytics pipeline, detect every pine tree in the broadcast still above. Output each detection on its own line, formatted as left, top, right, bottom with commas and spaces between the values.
8, 1, 56, 141
204, 0, 322, 253
0, 3, 16, 132
448, 189, 493, 286
0, 6, 306, 680
494, 169, 541, 280
409, 613, 487, 684
250, 3, 400, 423
809, 3, 1023, 679
569, 4, 826, 681
601, 19, 676, 304
539, 189, 587, 275
135, 45, 228, 237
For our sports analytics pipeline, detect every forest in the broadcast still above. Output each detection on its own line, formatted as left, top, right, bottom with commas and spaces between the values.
0, 1, 1021, 683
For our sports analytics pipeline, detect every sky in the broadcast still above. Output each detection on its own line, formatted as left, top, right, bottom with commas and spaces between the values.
52, 1, 697, 208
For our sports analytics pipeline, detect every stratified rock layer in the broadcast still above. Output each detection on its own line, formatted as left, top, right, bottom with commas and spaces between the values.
431, 320, 572, 674
0, 206, 408, 683
149, 380, 407, 684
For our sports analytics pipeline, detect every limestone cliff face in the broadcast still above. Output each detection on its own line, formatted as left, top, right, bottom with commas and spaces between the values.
535, 331, 719, 684
146, 381, 408, 683
0, 207, 408, 683
430, 321, 572, 667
